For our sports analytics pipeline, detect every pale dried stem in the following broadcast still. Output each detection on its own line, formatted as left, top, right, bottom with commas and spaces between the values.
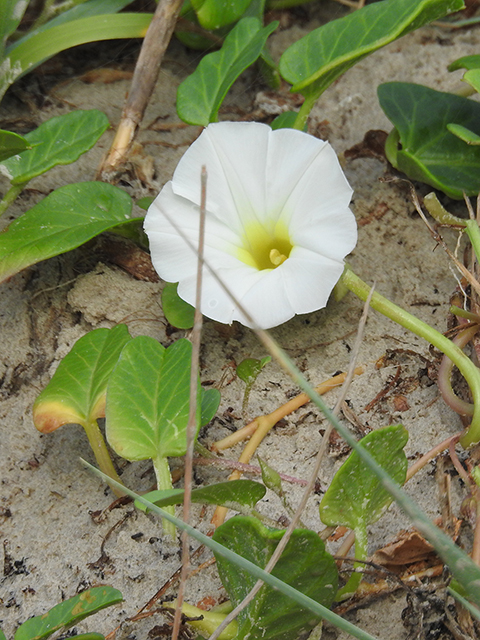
207, 287, 374, 640
98, 0, 184, 177
171, 167, 206, 640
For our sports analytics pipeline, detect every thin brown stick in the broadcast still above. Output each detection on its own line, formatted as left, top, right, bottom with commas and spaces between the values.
171, 167, 207, 640
99, 0, 184, 177
207, 286, 375, 640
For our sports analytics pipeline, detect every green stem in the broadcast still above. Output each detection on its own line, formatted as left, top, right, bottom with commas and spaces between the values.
293, 92, 318, 131
83, 418, 124, 497
341, 267, 480, 448
466, 219, 480, 266
0, 183, 26, 217
336, 524, 367, 600
152, 455, 177, 539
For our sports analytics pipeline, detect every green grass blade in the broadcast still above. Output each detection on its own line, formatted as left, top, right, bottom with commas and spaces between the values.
82, 460, 381, 640
0, 181, 137, 282
6, 0, 135, 54
279, 0, 464, 98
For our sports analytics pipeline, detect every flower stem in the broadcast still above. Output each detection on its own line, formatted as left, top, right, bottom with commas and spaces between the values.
341, 267, 480, 448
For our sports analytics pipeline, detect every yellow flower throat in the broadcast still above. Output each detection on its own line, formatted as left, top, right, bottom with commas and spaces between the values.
237, 221, 293, 271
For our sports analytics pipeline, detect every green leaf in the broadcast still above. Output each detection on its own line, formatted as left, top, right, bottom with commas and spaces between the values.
236, 356, 271, 385
378, 82, 480, 198
448, 54, 480, 72
14, 587, 122, 640
200, 387, 221, 426
33, 325, 131, 433
106, 337, 201, 460
0, 628, 6, 640
270, 111, 300, 131
279, 0, 464, 99
0, 129, 31, 162
191, 0, 253, 30
212, 516, 338, 640
84, 460, 392, 640
0, 181, 136, 283
7, 0, 135, 54
135, 479, 266, 512
71, 635, 104, 640
0, 0, 28, 50
162, 282, 195, 329
463, 68, 480, 94
0, 110, 110, 185
0, 13, 152, 102
320, 425, 408, 532
177, 17, 278, 126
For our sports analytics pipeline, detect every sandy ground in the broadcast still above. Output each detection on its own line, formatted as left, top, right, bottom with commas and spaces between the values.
1, 2, 480, 639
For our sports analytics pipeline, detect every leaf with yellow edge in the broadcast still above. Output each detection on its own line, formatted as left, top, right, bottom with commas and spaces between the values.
33, 325, 131, 490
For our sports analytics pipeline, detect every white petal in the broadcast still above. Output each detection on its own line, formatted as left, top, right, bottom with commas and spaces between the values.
292, 207, 358, 262
232, 267, 296, 328
144, 182, 245, 283
178, 266, 266, 325
172, 122, 272, 234
281, 248, 345, 314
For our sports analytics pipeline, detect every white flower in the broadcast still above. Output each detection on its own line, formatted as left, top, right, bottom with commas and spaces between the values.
144, 122, 357, 329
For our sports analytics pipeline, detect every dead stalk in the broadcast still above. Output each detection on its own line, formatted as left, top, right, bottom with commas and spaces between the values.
171, 167, 207, 640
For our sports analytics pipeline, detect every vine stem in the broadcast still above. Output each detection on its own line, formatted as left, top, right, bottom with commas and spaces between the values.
341, 267, 480, 448
83, 418, 124, 497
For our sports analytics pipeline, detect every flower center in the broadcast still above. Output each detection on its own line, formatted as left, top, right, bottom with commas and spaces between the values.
237, 221, 293, 271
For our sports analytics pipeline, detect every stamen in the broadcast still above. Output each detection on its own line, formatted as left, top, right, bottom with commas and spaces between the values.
269, 248, 288, 267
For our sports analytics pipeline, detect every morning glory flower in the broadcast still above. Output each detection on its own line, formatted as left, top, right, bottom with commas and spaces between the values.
144, 121, 357, 329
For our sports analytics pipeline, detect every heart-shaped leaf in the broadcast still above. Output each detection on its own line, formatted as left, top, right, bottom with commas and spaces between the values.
0, 129, 31, 162
177, 17, 277, 126
0, 181, 137, 283
378, 82, 480, 198
135, 479, 266, 512
14, 587, 122, 640
106, 336, 205, 461
212, 516, 338, 640
320, 424, 408, 596
0, 110, 109, 185
33, 325, 132, 433
320, 424, 408, 532
279, 0, 463, 99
